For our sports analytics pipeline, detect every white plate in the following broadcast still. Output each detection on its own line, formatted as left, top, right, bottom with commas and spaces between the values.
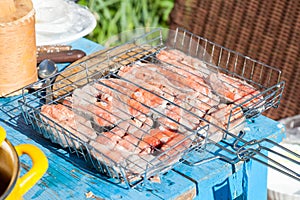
32, 0, 96, 45
267, 143, 300, 200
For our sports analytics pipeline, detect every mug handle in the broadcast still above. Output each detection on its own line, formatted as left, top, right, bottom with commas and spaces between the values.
0, 126, 5, 145
15, 144, 48, 196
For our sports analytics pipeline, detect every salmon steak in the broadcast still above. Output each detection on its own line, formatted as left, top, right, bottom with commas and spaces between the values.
40, 47, 263, 178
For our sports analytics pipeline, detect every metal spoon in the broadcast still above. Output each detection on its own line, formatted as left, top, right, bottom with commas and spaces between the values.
38, 59, 58, 79
37, 59, 58, 104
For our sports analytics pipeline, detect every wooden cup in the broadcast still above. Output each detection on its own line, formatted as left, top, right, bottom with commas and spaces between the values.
0, 0, 37, 96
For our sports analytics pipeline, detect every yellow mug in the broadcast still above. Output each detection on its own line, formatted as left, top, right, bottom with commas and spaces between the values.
0, 127, 48, 200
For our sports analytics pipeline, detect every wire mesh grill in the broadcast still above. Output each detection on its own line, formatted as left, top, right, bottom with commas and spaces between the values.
182, 131, 300, 182
19, 27, 285, 187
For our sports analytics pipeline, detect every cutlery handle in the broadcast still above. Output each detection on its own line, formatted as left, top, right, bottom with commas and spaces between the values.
37, 45, 72, 53
37, 49, 86, 64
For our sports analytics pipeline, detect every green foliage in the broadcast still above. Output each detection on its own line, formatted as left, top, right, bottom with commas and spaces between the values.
78, 0, 174, 45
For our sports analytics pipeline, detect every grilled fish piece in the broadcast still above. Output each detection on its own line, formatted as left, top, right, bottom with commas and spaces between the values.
40, 104, 97, 148
52, 43, 156, 98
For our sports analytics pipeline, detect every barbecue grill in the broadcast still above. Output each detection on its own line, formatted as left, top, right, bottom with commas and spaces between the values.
19, 27, 298, 188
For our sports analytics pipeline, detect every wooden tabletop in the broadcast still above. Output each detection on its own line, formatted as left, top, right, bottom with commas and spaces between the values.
0, 38, 285, 200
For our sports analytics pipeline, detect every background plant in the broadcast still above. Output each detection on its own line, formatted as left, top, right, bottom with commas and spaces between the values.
78, 0, 174, 45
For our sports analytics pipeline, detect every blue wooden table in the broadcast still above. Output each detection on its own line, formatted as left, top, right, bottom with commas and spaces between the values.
0, 38, 285, 200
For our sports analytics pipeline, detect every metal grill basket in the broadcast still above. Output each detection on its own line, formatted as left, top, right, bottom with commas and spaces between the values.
19, 27, 285, 187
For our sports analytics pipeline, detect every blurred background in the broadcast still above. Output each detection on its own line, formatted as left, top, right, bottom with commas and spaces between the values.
77, 0, 174, 44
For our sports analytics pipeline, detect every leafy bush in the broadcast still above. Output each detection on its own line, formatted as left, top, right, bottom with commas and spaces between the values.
78, 0, 174, 45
